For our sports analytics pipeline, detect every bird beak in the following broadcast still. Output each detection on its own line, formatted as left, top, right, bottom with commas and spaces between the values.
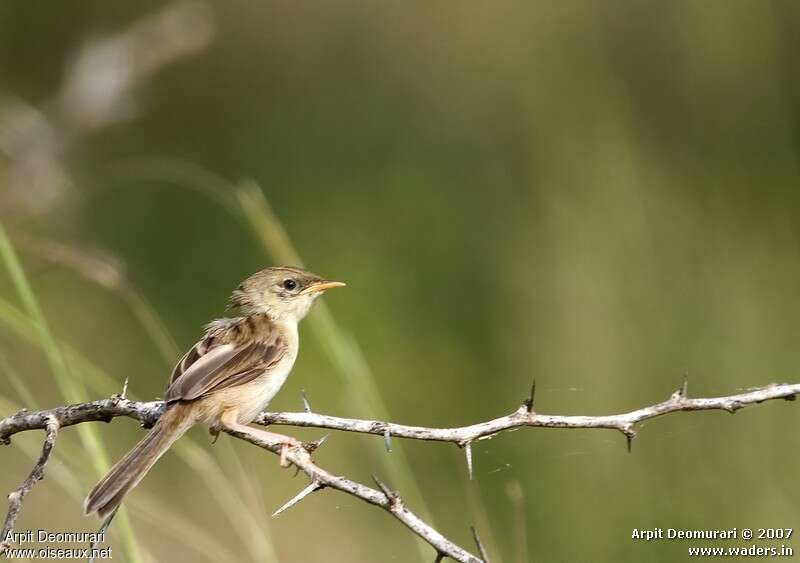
302, 280, 346, 294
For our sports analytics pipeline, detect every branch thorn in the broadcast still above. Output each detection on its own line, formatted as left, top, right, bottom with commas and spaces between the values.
622, 425, 636, 453
383, 428, 392, 453
523, 378, 536, 413
301, 389, 312, 413
272, 480, 322, 517
465, 441, 474, 480
302, 434, 328, 454
372, 474, 398, 505
670, 374, 689, 401
111, 378, 129, 402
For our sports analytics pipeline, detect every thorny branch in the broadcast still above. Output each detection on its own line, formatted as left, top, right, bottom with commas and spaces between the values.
0, 381, 798, 561
225, 431, 483, 563
257, 381, 800, 451
0, 398, 482, 562
0, 414, 59, 555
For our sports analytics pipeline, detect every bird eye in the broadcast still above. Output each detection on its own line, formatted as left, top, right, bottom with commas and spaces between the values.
282, 279, 298, 291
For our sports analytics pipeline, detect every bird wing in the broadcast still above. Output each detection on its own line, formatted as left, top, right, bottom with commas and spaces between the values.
165, 328, 286, 403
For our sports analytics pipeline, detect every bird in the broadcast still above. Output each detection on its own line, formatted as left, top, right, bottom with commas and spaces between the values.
84, 266, 345, 520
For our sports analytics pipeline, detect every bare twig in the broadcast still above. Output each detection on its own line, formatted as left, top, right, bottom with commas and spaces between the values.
257, 382, 800, 447
6, 383, 796, 452
0, 398, 165, 444
0, 415, 59, 555
0, 398, 480, 562
0, 381, 798, 560
224, 434, 483, 563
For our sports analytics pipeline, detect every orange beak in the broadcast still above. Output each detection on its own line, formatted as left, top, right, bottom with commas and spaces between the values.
302, 280, 346, 294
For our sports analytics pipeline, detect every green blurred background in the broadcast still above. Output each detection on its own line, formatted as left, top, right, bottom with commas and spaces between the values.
1, 1, 799, 561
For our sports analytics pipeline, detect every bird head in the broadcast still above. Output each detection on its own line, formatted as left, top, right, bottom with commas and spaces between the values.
229, 266, 345, 322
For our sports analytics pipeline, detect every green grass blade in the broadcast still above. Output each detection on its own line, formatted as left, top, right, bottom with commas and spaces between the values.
0, 224, 143, 563
0, 394, 233, 562
0, 295, 279, 562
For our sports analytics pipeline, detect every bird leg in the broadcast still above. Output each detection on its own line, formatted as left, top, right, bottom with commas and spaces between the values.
220, 408, 301, 467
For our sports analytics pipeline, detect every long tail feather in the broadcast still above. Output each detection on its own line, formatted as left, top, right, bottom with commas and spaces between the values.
84, 405, 192, 519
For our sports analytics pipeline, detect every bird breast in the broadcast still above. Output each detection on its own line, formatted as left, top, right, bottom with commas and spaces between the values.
203, 350, 296, 425
198, 322, 299, 425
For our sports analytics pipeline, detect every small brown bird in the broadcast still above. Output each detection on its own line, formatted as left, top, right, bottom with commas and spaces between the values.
84, 266, 344, 520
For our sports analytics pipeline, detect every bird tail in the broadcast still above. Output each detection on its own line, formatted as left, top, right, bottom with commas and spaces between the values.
84, 404, 193, 519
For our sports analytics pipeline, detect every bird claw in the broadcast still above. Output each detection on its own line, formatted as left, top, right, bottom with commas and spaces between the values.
279, 442, 296, 467
277, 434, 330, 466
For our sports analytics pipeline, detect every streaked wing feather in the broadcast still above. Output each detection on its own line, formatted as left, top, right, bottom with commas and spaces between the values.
168, 339, 207, 387
165, 343, 239, 402
204, 366, 265, 394
181, 342, 284, 400
165, 329, 285, 403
